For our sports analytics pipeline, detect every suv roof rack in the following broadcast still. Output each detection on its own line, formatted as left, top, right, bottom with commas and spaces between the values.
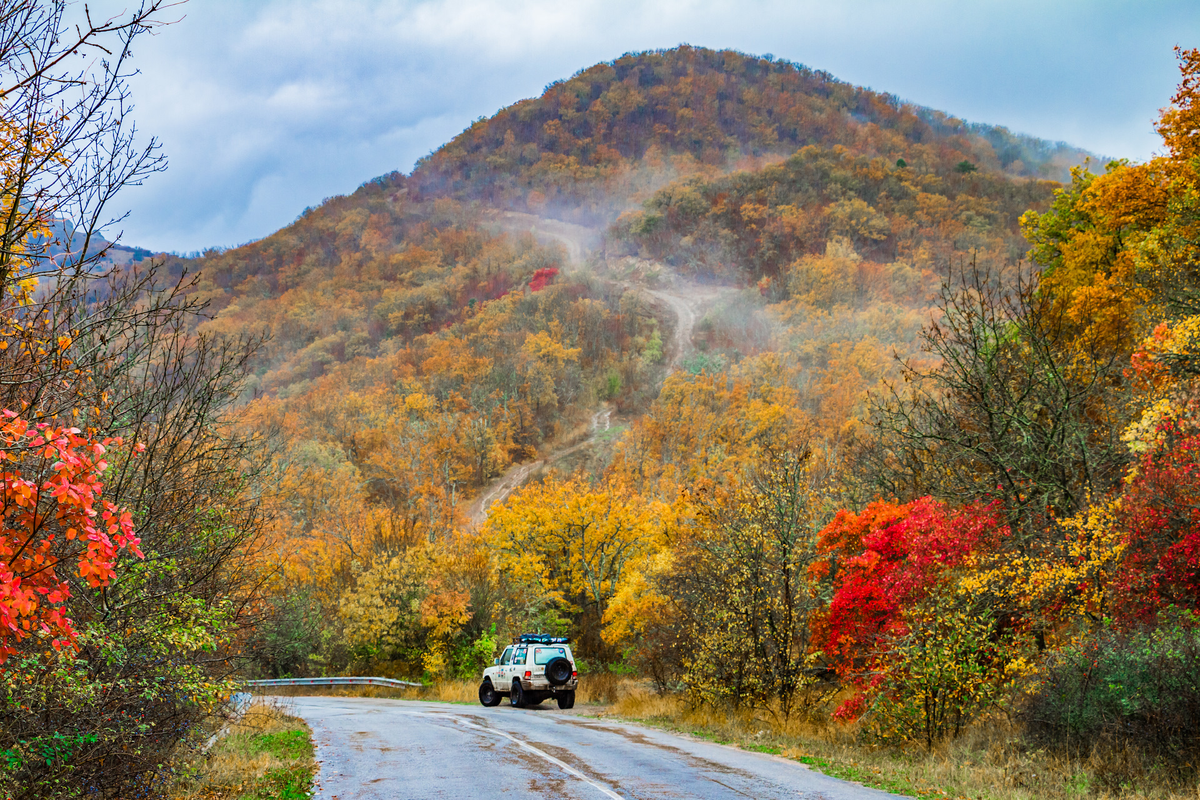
516, 634, 571, 644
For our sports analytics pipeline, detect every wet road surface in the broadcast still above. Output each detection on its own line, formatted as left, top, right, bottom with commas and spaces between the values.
282, 696, 908, 800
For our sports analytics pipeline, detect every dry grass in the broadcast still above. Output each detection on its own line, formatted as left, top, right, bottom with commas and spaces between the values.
426, 679, 476, 703
594, 684, 1200, 800
263, 682, 466, 704
171, 699, 315, 800
575, 671, 632, 705
610, 681, 684, 718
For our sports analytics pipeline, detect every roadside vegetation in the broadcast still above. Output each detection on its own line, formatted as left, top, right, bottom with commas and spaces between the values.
170, 702, 315, 800
600, 680, 1200, 800
0, 4, 272, 798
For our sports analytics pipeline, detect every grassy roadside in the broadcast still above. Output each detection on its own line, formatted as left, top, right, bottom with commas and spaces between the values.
171, 701, 315, 800
258, 675, 615, 706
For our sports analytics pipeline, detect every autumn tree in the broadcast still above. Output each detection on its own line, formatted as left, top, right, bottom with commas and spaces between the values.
0, 1, 172, 296
0, 4, 280, 798
655, 449, 833, 717
870, 258, 1130, 554
814, 498, 1002, 672
813, 497, 1019, 746
967, 48, 1200, 633
486, 476, 671, 659
0, 417, 141, 660
0, 266, 269, 800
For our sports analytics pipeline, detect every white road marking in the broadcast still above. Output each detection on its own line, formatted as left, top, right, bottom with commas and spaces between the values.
446, 714, 624, 800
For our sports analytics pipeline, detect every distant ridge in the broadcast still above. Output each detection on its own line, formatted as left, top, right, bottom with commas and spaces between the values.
409, 46, 1098, 219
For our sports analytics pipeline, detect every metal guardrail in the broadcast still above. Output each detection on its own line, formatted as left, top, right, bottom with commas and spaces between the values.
203, 692, 254, 753
246, 676, 424, 690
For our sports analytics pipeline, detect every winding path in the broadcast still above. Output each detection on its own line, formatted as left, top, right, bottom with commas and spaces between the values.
643, 283, 728, 369
467, 407, 613, 526
496, 211, 596, 264
493, 210, 728, 368
467, 211, 733, 525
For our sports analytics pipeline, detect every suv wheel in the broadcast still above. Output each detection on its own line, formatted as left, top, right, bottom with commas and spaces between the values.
510, 679, 526, 708
478, 680, 500, 707
556, 691, 576, 710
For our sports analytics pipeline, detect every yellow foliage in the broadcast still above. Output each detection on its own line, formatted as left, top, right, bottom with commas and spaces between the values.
339, 547, 430, 660
1156, 46, 1200, 162
608, 360, 810, 500
827, 198, 890, 242
958, 500, 1126, 640
485, 475, 674, 651
403, 391, 438, 416
519, 329, 581, 411
0, 114, 60, 264
787, 250, 858, 309
602, 548, 674, 647
1120, 315, 1200, 467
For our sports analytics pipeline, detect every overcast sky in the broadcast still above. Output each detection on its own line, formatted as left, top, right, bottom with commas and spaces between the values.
92, 0, 1198, 253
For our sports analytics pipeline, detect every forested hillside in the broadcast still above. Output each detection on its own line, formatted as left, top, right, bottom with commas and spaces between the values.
138, 47, 1082, 689
147, 46, 1087, 676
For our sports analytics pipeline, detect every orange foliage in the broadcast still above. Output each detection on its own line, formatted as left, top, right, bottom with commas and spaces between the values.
0, 416, 141, 660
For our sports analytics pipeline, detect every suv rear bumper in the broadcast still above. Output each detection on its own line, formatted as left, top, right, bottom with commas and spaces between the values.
520, 678, 578, 692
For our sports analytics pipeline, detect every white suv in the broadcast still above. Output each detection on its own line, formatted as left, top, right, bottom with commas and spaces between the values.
478, 634, 578, 709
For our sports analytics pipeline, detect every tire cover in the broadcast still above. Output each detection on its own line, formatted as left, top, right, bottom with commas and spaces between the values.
545, 656, 573, 686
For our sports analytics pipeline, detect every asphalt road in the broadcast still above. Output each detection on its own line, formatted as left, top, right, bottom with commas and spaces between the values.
281, 695, 909, 800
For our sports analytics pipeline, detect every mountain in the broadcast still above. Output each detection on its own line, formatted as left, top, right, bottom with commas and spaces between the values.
36, 219, 158, 270
167, 47, 1093, 395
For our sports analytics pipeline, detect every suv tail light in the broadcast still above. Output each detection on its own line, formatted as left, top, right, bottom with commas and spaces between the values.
572, 671, 578, 678
524, 670, 531, 679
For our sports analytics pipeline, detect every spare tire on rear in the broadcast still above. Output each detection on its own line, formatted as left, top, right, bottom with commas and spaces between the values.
545, 656, 573, 686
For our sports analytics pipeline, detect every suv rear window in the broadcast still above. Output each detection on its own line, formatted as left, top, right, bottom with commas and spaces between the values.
533, 647, 568, 665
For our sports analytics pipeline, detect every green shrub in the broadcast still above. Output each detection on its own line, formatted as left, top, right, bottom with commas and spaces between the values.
866, 608, 1013, 751
450, 627, 498, 679
1020, 620, 1200, 778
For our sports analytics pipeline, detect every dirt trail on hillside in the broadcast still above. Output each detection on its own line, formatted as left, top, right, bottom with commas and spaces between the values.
494, 211, 595, 264
467, 212, 734, 526
492, 210, 729, 368
466, 406, 613, 525
644, 283, 728, 368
